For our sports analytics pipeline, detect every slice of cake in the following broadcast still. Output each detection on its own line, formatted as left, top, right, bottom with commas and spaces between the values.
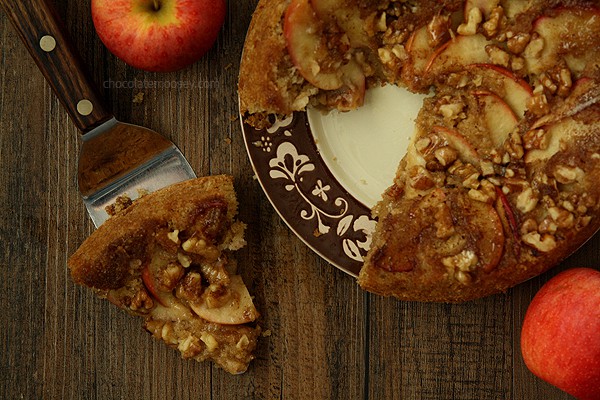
68, 176, 260, 374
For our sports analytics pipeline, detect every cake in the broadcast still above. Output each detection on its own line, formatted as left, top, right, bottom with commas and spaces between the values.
68, 176, 261, 373
239, 0, 600, 301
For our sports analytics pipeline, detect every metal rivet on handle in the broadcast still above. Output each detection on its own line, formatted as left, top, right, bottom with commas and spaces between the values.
39, 35, 57, 52
77, 100, 94, 116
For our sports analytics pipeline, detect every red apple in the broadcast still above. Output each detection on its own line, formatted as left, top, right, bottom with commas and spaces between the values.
521, 268, 600, 400
91, 0, 226, 72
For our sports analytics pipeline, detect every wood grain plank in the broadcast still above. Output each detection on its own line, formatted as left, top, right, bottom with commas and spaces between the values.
3, 0, 597, 399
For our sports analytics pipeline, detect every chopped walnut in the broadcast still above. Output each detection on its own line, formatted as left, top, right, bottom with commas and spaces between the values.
200, 332, 219, 352
522, 232, 557, 252
463, 171, 481, 190
427, 14, 451, 47
458, 7, 483, 36
505, 131, 525, 160
236, 334, 250, 350
443, 249, 479, 271
520, 218, 538, 235
553, 165, 583, 184
548, 207, 575, 229
161, 322, 178, 345
523, 33, 545, 59
468, 188, 492, 203
480, 160, 495, 176
177, 252, 192, 268
415, 137, 433, 154
486, 45, 510, 68
176, 271, 204, 304
448, 162, 480, 186
516, 187, 539, 213
540, 73, 558, 94
157, 261, 185, 291
455, 270, 474, 285
538, 217, 558, 234
434, 146, 458, 167
511, 57, 525, 72
482, 6, 504, 38
376, 12, 387, 32
167, 229, 180, 244
523, 129, 549, 150
439, 102, 465, 120
507, 33, 531, 54
542, 66, 573, 98
480, 179, 497, 200
409, 165, 435, 190
129, 288, 154, 312
182, 236, 220, 260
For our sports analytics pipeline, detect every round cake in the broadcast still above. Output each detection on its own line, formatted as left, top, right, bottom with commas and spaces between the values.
239, 0, 600, 302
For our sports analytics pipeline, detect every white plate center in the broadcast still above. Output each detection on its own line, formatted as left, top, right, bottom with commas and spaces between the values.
307, 85, 427, 208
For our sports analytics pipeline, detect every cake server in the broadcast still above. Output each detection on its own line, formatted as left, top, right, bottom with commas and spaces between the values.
1, 0, 196, 227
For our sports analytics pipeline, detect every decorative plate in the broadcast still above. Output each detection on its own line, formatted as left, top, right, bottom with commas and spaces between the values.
241, 85, 427, 276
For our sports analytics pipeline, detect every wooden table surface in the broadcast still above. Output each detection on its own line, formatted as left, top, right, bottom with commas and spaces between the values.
0, 1, 595, 399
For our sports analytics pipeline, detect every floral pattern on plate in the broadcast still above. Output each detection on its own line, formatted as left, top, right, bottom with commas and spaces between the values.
241, 112, 376, 276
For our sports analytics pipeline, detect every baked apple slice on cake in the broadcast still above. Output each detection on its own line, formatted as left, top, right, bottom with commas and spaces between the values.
68, 176, 260, 374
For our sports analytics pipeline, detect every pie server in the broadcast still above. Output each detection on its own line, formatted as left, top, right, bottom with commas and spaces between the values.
1, 0, 196, 227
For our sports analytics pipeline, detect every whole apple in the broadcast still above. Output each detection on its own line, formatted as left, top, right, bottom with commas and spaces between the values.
521, 267, 600, 400
92, 0, 226, 72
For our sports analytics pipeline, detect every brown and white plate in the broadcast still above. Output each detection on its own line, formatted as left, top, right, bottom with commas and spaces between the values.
241, 85, 427, 276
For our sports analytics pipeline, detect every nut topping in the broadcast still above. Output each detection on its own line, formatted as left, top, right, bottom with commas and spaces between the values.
457, 7, 483, 36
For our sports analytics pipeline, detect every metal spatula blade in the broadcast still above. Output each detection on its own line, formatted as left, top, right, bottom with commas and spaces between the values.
2, 0, 196, 227
79, 119, 196, 226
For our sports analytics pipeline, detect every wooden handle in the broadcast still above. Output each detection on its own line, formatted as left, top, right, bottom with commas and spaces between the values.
1, 0, 113, 133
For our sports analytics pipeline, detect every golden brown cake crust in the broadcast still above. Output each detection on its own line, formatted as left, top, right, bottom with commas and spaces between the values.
68, 176, 261, 374
238, 0, 301, 118
69, 175, 239, 289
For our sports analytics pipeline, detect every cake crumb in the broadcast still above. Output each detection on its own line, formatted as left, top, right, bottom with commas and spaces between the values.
132, 92, 144, 104
105, 195, 133, 216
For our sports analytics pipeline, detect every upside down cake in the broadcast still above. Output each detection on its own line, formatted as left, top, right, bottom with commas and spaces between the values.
239, 0, 600, 301
68, 176, 260, 374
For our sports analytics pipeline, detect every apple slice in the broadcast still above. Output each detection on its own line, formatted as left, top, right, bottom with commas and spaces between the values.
190, 275, 259, 325
284, 0, 343, 90
472, 90, 518, 147
328, 59, 366, 110
406, 25, 437, 76
141, 265, 169, 307
524, 7, 600, 77
531, 77, 600, 130
424, 34, 492, 76
524, 107, 600, 165
468, 64, 533, 118
310, 0, 370, 47
469, 197, 505, 273
501, 0, 532, 18
432, 125, 481, 166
